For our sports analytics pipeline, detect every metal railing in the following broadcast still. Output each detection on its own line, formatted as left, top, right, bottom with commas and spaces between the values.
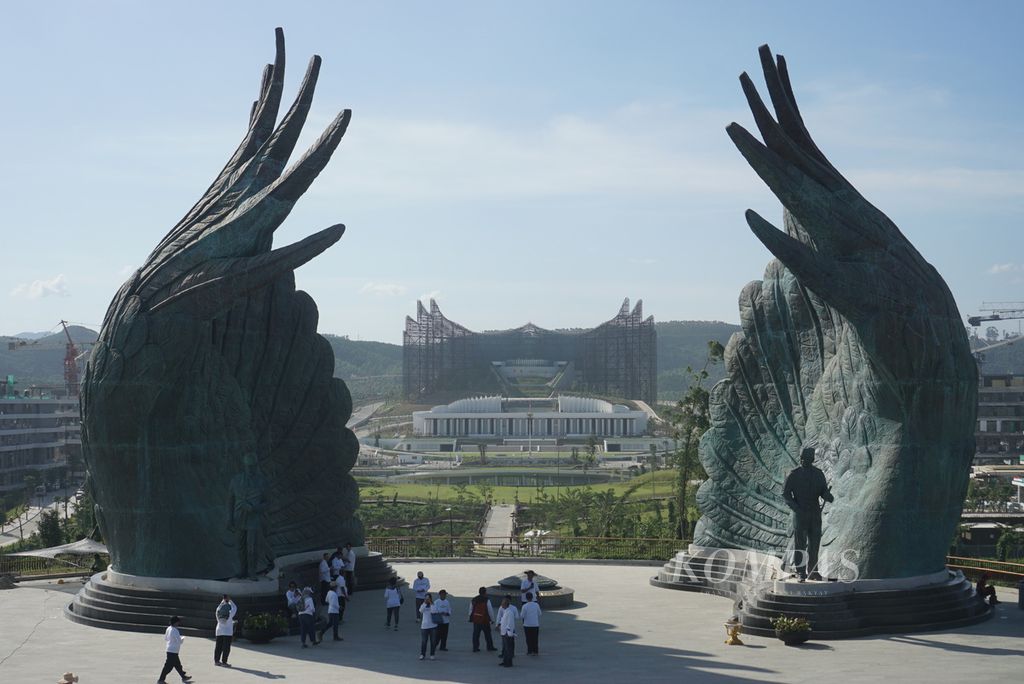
0, 553, 106, 579
366, 535, 686, 561
946, 555, 1024, 584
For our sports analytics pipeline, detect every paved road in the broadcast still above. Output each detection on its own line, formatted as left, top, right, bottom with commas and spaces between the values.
347, 401, 385, 430
481, 503, 516, 542
0, 490, 79, 548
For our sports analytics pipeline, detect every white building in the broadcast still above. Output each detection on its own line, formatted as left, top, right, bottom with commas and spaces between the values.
412, 395, 648, 439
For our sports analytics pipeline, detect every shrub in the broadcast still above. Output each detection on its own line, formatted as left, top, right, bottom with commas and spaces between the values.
770, 615, 811, 633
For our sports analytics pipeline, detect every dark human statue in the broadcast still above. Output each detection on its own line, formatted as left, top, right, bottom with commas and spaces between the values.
782, 447, 833, 581
80, 29, 363, 579
693, 46, 977, 579
228, 453, 274, 578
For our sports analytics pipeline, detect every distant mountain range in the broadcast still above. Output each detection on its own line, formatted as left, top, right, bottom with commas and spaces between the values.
1, 321, 740, 402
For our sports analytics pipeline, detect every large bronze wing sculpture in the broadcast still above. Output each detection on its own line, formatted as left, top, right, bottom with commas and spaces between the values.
81, 29, 361, 579
694, 46, 977, 579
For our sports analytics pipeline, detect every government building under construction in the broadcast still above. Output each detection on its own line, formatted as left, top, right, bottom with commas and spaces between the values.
403, 298, 657, 404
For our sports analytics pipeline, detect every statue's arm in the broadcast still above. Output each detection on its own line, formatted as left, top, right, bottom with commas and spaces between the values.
819, 472, 834, 503
782, 472, 798, 510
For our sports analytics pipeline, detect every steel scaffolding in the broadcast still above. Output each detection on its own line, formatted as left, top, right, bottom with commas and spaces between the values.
403, 298, 656, 403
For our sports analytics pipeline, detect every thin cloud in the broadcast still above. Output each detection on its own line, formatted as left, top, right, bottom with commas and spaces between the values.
10, 274, 69, 299
360, 282, 407, 297
988, 263, 1019, 274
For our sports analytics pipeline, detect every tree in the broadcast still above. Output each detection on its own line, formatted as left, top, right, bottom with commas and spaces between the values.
37, 509, 65, 548
667, 340, 724, 539
478, 443, 487, 465
996, 528, 1024, 561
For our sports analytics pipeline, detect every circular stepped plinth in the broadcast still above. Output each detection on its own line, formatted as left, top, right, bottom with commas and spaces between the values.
485, 572, 575, 610
651, 545, 992, 639
65, 552, 401, 636
66, 572, 284, 637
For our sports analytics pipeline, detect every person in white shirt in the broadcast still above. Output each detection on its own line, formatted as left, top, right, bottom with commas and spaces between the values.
285, 582, 302, 617
383, 577, 403, 630
335, 573, 349, 622
298, 587, 318, 648
497, 595, 519, 668
520, 592, 542, 655
319, 582, 344, 642
418, 592, 439, 660
318, 553, 332, 602
343, 542, 357, 595
519, 569, 539, 605
213, 595, 238, 667
157, 615, 192, 683
412, 571, 430, 613
433, 589, 452, 651
467, 586, 497, 652
330, 547, 344, 582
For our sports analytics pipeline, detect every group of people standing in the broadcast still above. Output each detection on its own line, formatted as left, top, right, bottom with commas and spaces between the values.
385, 569, 543, 667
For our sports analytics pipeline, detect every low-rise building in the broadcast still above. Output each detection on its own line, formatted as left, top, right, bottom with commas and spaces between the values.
412, 395, 648, 439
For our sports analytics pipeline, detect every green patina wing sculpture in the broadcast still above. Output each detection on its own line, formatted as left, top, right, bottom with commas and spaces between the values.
694, 46, 977, 579
81, 29, 362, 579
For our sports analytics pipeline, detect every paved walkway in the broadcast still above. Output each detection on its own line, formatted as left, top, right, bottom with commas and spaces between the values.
0, 489, 78, 547
0, 562, 1021, 683
481, 504, 516, 542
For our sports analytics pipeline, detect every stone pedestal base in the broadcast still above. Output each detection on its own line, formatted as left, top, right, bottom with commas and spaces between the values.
651, 545, 991, 639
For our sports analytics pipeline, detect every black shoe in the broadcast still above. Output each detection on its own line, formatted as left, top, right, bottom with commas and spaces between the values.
333, 637, 343, 641
182, 677, 193, 683
487, 647, 497, 651
439, 647, 448, 651
473, 648, 480, 652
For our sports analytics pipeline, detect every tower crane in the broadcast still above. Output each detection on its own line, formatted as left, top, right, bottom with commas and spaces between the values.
967, 301, 1024, 327
6, 321, 96, 396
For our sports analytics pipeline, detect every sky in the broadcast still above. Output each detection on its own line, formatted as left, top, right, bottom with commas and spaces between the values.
1, 1, 1022, 343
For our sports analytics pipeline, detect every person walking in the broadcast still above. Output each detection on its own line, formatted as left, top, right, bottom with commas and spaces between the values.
298, 587, 318, 647
520, 592, 542, 655
335, 572, 349, 623
418, 592, 439, 660
157, 616, 192, 683
213, 594, 237, 667
497, 595, 519, 668
319, 581, 344, 642
412, 571, 430, 613
384, 577, 403, 630
434, 589, 452, 651
468, 586, 497, 652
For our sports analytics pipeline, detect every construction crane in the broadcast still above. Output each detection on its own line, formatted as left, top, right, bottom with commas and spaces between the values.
6, 321, 96, 396
967, 301, 1024, 328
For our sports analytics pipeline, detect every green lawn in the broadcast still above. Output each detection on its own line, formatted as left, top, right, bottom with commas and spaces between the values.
358, 469, 677, 505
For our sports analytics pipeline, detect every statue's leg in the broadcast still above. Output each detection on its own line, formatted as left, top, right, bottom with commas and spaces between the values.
807, 514, 822, 576
238, 529, 249, 578
793, 512, 809, 577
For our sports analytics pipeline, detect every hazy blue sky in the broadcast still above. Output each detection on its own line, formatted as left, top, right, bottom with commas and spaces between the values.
2, 1, 1022, 343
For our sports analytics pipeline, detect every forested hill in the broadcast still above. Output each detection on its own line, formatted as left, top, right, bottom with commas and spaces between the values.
655, 320, 740, 400
322, 335, 403, 405
1, 322, 738, 403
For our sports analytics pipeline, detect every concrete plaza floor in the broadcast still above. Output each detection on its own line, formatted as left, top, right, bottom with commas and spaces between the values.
0, 561, 1021, 683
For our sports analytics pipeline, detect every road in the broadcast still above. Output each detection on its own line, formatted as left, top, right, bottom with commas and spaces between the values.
0, 488, 79, 548
481, 503, 516, 542
347, 401, 385, 431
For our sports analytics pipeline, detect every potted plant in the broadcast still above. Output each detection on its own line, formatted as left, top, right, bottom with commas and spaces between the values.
241, 611, 288, 644
771, 615, 812, 646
